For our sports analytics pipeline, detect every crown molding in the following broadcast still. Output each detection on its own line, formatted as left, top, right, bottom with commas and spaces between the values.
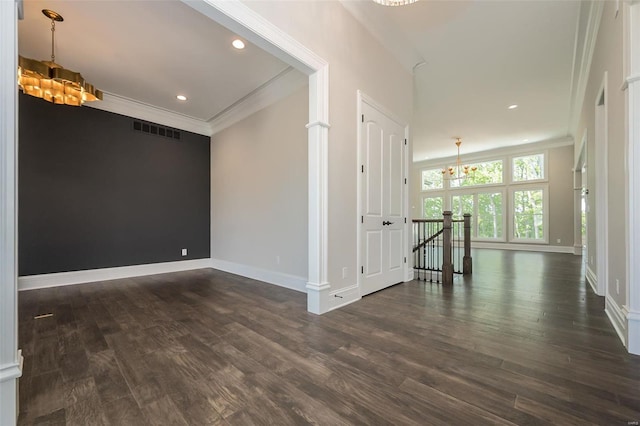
86, 92, 213, 136
414, 136, 574, 166
568, 0, 605, 137
209, 66, 307, 135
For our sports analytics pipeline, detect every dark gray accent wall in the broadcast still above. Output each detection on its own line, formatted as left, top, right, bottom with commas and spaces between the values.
19, 94, 210, 276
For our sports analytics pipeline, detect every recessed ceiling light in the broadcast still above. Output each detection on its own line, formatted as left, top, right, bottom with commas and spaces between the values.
176, 95, 187, 101
508, 104, 518, 110
523, 139, 529, 142
232, 39, 245, 50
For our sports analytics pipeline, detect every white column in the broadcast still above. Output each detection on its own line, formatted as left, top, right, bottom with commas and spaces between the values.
626, 0, 640, 355
306, 66, 332, 314
0, 0, 22, 422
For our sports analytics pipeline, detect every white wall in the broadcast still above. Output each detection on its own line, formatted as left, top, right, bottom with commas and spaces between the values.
575, 0, 628, 344
211, 86, 309, 290
242, 1, 414, 293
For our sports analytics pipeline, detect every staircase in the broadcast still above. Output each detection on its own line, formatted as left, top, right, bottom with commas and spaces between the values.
412, 211, 472, 285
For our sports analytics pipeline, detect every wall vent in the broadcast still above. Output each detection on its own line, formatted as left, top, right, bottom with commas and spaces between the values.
132, 120, 181, 140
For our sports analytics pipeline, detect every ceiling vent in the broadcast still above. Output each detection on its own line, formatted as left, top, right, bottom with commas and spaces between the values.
132, 119, 181, 140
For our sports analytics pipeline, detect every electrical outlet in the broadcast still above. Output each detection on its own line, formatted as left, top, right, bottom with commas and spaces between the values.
181, 248, 187, 256
616, 279, 620, 294
342, 267, 348, 279
556, 239, 561, 244
276, 255, 280, 265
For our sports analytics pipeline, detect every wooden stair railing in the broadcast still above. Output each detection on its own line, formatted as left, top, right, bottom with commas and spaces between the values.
412, 212, 472, 285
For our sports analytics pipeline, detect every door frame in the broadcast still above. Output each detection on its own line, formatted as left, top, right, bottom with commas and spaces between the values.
356, 90, 411, 297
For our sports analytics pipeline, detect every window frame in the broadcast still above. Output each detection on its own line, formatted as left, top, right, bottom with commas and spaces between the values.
421, 193, 445, 219
448, 159, 505, 189
509, 151, 548, 184
449, 189, 506, 242
509, 184, 549, 244
420, 168, 444, 191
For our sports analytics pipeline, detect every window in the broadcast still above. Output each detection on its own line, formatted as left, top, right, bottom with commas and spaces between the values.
512, 153, 544, 182
450, 159, 503, 188
512, 187, 547, 242
451, 194, 474, 220
422, 196, 443, 219
421, 168, 443, 190
477, 192, 503, 239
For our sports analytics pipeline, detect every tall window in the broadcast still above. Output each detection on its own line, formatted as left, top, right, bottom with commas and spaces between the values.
423, 196, 443, 219
450, 160, 503, 188
421, 168, 443, 190
512, 188, 546, 241
477, 192, 503, 239
512, 153, 544, 182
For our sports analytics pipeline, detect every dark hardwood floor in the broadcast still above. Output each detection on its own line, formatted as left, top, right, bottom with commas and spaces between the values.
17, 249, 640, 425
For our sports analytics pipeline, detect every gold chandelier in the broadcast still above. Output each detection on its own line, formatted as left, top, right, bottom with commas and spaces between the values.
372, 0, 418, 6
18, 9, 102, 106
442, 138, 477, 181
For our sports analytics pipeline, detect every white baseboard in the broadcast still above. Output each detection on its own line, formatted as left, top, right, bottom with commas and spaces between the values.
585, 265, 598, 295
210, 258, 307, 293
471, 242, 575, 253
626, 307, 640, 355
327, 284, 361, 312
18, 259, 212, 291
605, 294, 627, 348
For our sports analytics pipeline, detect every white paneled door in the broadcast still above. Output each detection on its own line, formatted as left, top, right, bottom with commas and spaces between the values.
360, 99, 406, 296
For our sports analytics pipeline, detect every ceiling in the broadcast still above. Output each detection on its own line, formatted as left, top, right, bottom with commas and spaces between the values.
341, 0, 586, 161
19, 0, 588, 161
18, 0, 293, 123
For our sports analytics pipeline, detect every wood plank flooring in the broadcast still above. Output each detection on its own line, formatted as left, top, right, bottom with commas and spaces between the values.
17, 249, 640, 425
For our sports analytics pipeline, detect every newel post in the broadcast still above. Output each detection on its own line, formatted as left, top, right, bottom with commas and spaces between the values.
463, 213, 472, 275
442, 211, 453, 285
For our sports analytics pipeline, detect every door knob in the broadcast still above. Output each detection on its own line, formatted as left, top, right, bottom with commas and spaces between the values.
382, 220, 394, 226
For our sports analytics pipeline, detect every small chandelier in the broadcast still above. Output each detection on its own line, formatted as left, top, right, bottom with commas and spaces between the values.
442, 138, 477, 181
372, 0, 419, 6
17, 9, 102, 106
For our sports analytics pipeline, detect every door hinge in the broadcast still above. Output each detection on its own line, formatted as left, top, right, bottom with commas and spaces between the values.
404, 257, 407, 264
362, 114, 364, 123
361, 216, 364, 224
404, 217, 407, 224
404, 178, 407, 184
361, 266, 364, 274
361, 165, 364, 173
404, 138, 407, 145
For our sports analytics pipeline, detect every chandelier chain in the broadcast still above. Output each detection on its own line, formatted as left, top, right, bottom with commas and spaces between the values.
50, 19, 55, 63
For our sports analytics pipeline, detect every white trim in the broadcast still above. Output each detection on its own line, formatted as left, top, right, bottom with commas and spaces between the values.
88, 92, 213, 136
605, 294, 627, 347
211, 258, 307, 293
18, 259, 212, 291
414, 137, 573, 166
0, 0, 19, 424
586, 265, 598, 294
627, 307, 640, 355
568, 1, 605, 137
209, 66, 307, 135
470, 242, 575, 254
182, 0, 331, 314
328, 284, 361, 312
595, 73, 609, 297
574, 244, 583, 255
626, 0, 640, 355
0, 362, 21, 383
